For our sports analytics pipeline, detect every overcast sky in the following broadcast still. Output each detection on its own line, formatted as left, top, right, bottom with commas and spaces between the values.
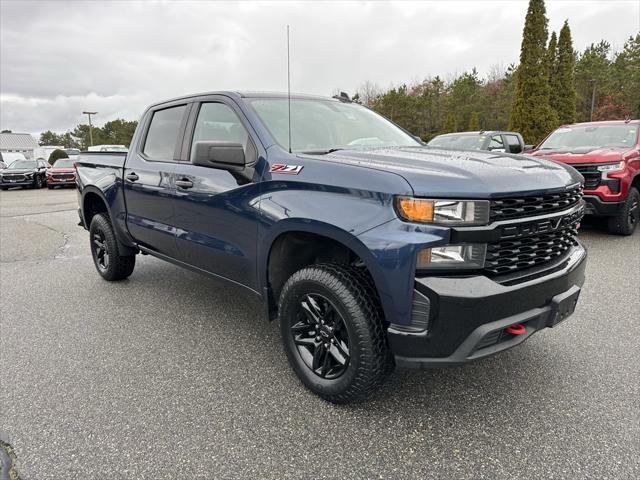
1, 0, 638, 136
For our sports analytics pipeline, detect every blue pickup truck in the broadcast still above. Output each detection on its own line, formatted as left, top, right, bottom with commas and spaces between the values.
76, 91, 587, 403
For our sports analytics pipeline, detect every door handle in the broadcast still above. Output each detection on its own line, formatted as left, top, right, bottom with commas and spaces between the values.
175, 179, 193, 189
125, 172, 139, 182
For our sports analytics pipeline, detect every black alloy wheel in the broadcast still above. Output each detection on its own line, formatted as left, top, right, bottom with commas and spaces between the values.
279, 264, 394, 403
88, 213, 136, 280
92, 230, 110, 272
291, 293, 351, 379
628, 194, 638, 229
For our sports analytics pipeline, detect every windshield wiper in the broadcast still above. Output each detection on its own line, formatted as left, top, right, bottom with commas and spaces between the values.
302, 148, 344, 155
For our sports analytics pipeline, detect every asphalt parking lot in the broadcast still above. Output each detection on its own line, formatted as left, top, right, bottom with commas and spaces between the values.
0, 187, 639, 479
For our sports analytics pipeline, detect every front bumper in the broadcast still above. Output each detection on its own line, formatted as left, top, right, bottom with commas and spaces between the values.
1, 178, 35, 186
389, 244, 587, 368
582, 195, 625, 216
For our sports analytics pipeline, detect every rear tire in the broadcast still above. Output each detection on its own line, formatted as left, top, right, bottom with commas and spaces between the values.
607, 187, 639, 235
89, 213, 136, 281
278, 263, 394, 403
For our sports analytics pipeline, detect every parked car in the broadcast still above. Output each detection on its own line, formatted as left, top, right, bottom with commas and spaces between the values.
427, 131, 533, 154
76, 91, 586, 403
65, 148, 81, 161
0, 158, 49, 189
1, 152, 29, 166
47, 158, 76, 188
34, 145, 65, 162
87, 144, 128, 152
529, 120, 640, 235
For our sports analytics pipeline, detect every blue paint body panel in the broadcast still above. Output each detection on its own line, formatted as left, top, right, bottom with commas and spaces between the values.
76, 91, 585, 329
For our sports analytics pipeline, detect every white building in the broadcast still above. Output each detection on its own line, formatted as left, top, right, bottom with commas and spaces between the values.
0, 132, 39, 160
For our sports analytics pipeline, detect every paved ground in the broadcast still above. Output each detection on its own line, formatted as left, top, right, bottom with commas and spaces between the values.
1, 187, 639, 479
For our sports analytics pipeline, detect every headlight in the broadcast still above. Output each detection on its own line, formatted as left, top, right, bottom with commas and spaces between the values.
396, 198, 489, 225
416, 244, 486, 269
596, 161, 625, 178
25, 172, 34, 178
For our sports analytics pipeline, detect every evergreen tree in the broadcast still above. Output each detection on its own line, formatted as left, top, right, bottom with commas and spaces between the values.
612, 34, 640, 117
547, 31, 560, 116
468, 112, 480, 130
442, 113, 457, 133
510, 0, 558, 144
555, 21, 577, 123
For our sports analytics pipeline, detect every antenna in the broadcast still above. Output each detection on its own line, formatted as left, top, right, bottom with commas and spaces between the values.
287, 25, 292, 153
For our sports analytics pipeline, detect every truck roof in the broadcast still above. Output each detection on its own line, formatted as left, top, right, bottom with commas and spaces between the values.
559, 119, 640, 127
148, 91, 342, 109
433, 130, 522, 136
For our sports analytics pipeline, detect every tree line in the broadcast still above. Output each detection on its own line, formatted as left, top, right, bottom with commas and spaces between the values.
39, 118, 138, 150
357, 0, 639, 144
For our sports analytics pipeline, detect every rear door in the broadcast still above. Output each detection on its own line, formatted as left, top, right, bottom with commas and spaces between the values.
171, 97, 262, 290
124, 103, 190, 256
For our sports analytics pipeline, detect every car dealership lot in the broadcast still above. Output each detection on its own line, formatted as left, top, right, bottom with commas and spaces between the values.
1, 188, 638, 480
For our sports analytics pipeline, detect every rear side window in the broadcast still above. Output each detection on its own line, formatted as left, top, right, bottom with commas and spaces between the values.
143, 105, 187, 161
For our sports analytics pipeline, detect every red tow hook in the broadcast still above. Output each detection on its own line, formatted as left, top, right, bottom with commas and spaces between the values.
505, 323, 526, 336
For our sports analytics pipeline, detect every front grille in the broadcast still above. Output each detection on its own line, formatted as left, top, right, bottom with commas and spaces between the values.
571, 164, 601, 190
52, 174, 74, 180
2, 174, 26, 182
484, 225, 579, 275
489, 185, 582, 222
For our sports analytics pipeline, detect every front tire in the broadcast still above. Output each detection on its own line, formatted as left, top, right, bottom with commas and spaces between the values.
89, 213, 136, 281
33, 175, 44, 189
607, 187, 639, 235
279, 264, 393, 403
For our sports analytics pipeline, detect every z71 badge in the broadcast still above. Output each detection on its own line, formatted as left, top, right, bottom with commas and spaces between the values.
270, 164, 303, 175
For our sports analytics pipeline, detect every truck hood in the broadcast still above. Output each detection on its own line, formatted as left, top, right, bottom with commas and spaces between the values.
530, 146, 630, 165
316, 147, 582, 198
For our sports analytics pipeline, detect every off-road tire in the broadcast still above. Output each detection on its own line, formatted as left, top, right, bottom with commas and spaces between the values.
607, 187, 639, 235
33, 175, 44, 189
89, 213, 136, 281
279, 263, 394, 403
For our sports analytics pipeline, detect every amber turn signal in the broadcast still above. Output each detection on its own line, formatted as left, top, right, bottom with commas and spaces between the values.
397, 198, 434, 222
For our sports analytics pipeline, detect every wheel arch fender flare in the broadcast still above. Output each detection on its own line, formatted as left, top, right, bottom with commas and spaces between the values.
258, 218, 394, 322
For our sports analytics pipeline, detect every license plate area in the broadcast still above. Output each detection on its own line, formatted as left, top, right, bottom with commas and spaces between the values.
549, 286, 580, 327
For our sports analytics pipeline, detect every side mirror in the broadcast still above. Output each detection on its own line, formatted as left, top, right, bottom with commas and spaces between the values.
192, 141, 245, 169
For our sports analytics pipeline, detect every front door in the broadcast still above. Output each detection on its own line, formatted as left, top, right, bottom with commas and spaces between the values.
172, 99, 261, 290
124, 103, 188, 256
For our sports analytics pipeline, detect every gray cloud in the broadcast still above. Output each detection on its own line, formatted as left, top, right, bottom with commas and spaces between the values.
1, 0, 638, 136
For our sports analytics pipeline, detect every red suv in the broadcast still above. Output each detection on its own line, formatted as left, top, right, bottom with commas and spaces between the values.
530, 120, 640, 235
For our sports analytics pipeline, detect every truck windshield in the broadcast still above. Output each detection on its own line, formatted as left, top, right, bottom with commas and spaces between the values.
427, 134, 486, 150
247, 98, 420, 153
539, 125, 639, 149
7, 160, 36, 169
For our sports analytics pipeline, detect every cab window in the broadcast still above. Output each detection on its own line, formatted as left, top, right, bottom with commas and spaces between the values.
488, 135, 504, 151
190, 103, 249, 161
